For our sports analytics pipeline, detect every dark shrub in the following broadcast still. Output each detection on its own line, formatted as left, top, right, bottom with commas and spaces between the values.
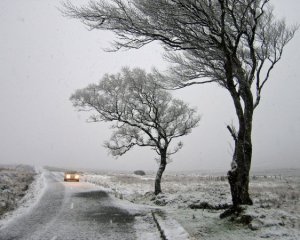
133, 170, 146, 176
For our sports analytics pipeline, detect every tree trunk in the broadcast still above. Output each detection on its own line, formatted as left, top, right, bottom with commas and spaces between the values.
220, 59, 255, 218
224, 65, 254, 209
228, 87, 254, 207
154, 150, 167, 195
228, 138, 253, 206
221, 103, 253, 219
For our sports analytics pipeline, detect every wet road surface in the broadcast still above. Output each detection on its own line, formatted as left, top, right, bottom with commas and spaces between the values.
0, 171, 159, 240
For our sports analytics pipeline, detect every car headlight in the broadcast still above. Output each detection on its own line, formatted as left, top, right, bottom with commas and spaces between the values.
75, 175, 79, 179
66, 174, 71, 179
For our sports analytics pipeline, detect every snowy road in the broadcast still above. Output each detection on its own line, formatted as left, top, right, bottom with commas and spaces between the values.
0, 171, 161, 240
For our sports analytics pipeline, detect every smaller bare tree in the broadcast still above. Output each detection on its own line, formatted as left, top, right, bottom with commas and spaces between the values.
62, 0, 298, 212
70, 68, 200, 195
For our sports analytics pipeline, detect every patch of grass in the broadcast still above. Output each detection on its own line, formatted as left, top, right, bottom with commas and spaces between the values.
0, 167, 36, 217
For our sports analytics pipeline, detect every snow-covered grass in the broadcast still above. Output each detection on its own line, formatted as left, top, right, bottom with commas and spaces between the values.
1, 166, 299, 239
0, 165, 35, 215
0, 165, 45, 229
82, 170, 300, 240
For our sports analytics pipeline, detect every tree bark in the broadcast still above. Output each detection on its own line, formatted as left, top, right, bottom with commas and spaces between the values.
154, 150, 167, 195
227, 85, 254, 207
228, 139, 253, 206
221, 102, 253, 218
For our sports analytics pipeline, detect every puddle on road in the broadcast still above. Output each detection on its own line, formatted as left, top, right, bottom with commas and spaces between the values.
71, 190, 135, 224
73, 190, 109, 199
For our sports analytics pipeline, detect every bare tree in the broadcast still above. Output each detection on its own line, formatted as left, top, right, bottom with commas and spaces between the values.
70, 68, 200, 195
63, 0, 298, 212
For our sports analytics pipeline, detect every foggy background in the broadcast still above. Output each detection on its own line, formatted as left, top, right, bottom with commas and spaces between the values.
0, 0, 299, 172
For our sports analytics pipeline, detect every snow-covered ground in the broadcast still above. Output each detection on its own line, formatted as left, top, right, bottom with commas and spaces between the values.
82, 169, 300, 240
0, 166, 190, 239
0, 165, 35, 215
1, 166, 299, 239
0, 165, 45, 228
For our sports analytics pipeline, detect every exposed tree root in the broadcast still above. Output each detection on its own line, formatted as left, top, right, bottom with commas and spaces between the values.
219, 205, 244, 219
189, 202, 231, 210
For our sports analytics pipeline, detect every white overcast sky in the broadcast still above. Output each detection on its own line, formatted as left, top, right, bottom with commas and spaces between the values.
0, 0, 299, 172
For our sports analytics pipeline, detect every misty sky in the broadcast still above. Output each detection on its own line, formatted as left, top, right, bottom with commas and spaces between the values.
0, 0, 299, 172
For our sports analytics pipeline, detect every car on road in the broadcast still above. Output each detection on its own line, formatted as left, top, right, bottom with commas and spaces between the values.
64, 171, 80, 182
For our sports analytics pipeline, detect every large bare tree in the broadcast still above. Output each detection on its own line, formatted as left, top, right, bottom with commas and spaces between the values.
63, 0, 297, 212
70, 68, 200, 195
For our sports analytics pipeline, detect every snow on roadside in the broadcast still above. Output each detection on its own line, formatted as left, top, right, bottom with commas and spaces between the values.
153, 210, 191, 240
134, 213, 162, 240
0, 166, 46, 229
109, 196, 163, 240
82, 170, 300, 240
84, 173, 191, 240
0, 167, 298, 239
